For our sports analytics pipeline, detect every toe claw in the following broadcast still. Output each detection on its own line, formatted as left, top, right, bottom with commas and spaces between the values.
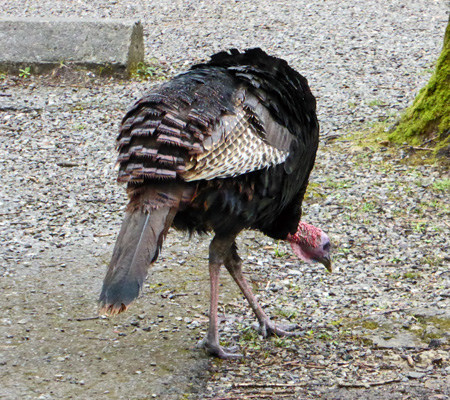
256, 320, 303, 338
197, 338, 243, 359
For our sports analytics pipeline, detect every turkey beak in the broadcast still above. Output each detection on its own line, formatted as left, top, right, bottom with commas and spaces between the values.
318, 256, 332, 273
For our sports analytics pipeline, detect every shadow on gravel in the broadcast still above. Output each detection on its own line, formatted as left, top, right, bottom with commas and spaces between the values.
1, 239, 241, 399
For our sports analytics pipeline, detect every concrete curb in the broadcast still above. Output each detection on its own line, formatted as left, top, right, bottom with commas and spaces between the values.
0, 17, 144, 76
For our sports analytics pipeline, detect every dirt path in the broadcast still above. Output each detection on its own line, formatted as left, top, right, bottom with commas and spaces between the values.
1, 234, 226, 399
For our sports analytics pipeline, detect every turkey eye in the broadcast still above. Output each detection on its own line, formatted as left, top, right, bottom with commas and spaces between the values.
323, 242, 330, 251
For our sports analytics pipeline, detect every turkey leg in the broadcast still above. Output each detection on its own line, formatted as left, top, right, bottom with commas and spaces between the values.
224, 242, 301, 338
197, 236, 242, 359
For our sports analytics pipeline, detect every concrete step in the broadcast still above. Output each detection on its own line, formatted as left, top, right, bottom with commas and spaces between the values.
0, 17, 144, 76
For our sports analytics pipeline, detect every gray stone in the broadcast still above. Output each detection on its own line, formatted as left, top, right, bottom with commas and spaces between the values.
410, 307, 450, 320
0, 17, 144, 75
372, 333, 424, 350
407, 371, 426, 379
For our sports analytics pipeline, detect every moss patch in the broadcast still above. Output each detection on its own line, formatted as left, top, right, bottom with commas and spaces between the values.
388, 17, 450, 159
425, 317, 450, 331
361, 320, 380, 330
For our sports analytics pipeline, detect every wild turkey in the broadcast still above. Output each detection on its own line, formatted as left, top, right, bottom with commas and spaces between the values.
99, 48, 331, 359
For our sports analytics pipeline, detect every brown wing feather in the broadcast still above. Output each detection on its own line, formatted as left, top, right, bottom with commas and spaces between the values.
183, 91, 293, 182
115, 72, 297, 186
243, 93, 293, 151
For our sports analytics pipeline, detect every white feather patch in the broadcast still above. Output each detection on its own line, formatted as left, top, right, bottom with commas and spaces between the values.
184, 111, 289, 181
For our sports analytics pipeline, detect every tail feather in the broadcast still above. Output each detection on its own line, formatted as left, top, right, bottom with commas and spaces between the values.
99, 206, 175, 315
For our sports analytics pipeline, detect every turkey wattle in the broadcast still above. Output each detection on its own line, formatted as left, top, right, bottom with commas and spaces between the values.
99, 48, 331, 359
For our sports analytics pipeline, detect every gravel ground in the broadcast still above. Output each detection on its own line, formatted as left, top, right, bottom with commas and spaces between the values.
1, 1, 449, 399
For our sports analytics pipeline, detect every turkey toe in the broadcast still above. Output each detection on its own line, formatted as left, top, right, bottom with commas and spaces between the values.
256, 320, 303, 338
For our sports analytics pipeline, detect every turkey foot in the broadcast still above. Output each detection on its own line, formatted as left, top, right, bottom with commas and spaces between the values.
254, 320, 303, 338
202, 243, 245, 359
224, 249, 302, 339
197, 338, 242, 359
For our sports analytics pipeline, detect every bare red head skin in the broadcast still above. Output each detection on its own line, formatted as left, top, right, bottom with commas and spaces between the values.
286, 221, 332, 272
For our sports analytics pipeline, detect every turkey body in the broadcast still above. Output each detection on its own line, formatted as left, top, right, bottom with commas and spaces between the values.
100, 48, 320, 358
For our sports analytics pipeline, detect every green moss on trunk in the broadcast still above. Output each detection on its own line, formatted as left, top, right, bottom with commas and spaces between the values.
389, 16, 450, 158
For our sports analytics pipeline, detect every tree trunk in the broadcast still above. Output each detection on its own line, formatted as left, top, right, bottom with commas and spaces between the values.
389, 15, 450, 159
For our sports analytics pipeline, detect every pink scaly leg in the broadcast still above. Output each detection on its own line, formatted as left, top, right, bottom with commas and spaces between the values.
197, 236, 242, 359
224, 242, 301, 338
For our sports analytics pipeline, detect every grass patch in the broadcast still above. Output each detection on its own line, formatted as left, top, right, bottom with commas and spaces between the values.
410, 316, 450, 341
432, 178, 450, 192
426, 317, 450, 331
361, 321, 379, 330
304, 181, 326, 200
325, 178, 354, 190
367, 99, 386, 107
272, 337, 290, 348
403, 272, 422, 280
19, 66, 31, 79
73, 123, 86, 131
412, 222, 427, 233
329, 318, 344, 327
131, 60, 169, 81
273, 241, 286, 258
238, 327, 262, 350
361, 201, 376, 212
273, 307, 298, 320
